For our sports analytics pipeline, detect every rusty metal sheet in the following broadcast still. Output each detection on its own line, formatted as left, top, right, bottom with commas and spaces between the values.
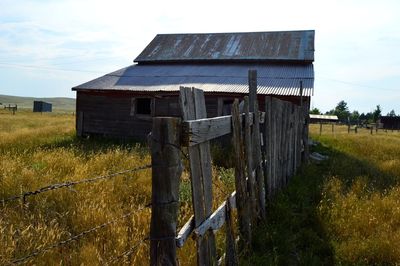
135, 30, 314, 63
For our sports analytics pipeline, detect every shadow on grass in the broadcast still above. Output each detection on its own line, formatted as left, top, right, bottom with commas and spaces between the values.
242, 141, 399, 265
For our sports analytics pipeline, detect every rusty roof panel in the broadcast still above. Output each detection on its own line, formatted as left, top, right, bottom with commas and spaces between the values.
73, 64, 314, 97
135, 30, 315, 63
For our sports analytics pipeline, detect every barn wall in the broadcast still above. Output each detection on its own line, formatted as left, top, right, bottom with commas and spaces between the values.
76, 90, 308, 140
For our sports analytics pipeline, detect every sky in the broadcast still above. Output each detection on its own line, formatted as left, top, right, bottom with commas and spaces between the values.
0, 0, 399, 114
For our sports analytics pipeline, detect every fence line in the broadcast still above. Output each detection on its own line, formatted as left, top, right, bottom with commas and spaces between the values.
150, 71, 309, 265
10, 205, 150, 265
105, 237, 149, 265
1, 164, 151, 204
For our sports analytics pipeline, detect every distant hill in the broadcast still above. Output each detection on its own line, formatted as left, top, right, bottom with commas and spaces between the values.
0, 95, 76, 111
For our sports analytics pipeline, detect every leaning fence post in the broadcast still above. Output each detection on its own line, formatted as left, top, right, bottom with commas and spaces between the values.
150, 117, 182, 266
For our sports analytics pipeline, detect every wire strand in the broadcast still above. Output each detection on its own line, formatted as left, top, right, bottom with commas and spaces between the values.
11, 205, 150, 265
1, 164, 151, 204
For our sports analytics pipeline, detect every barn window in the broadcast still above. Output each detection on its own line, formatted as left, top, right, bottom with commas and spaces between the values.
136, 98, 152, 115
222, 99, 234, 115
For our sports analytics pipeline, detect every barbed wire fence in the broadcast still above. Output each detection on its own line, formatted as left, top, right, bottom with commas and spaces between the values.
1, 164, 152, 205
1, 163, 156, 265
9, 205, 151, 265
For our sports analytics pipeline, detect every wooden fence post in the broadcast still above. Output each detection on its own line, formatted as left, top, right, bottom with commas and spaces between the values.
248, 69, 265, 217
232, 99, 251, 251
244, 97, 258, 221
150, 117, 182, 266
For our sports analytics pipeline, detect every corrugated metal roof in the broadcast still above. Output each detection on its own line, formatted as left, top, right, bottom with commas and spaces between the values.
73, 64, 314, 96
135, 30, 315, 63
309, 114, 338, 120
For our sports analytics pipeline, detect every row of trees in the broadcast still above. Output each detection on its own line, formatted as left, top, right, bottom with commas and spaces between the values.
310, 100, 398, 123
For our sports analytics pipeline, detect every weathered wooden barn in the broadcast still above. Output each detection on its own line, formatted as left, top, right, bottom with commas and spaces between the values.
72, 30, 315, 139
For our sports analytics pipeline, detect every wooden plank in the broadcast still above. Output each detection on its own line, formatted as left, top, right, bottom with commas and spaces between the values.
284, 102, 290, 186
150, 117, 182, 266
232, 99, 251, 251
225, 195, 238, 266
179, 86, 216, 266
177, 192, 237, 248
182, 113, 255, 146
288, 104, 295, 179
265, 96, 272, 200
244, 96, 257, 221
252, 100, 266, 219
183, 115, 231, 146
194, 192, 236, 237
176, 216, 195, 248
303, 105, 310, 163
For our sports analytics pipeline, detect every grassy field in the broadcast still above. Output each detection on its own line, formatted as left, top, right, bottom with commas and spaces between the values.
4, 110, 400, 265
245, 124, 400, 265
0, 110, 234, 265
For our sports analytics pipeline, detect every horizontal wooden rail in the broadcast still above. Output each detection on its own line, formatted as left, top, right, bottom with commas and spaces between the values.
195, 192, 236, 237
182, 112, 265, 146
175, 192, 236, 247
176, 216, 195, 248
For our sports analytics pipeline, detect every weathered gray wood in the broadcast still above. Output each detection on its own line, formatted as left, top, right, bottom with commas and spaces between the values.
179, 86, 216, 266
225, 195, 238, 266
288, 105, 294, 179
244, 96, 258, 221
150, 117, 182, 266
176, 216, 195, 248
252, 100, 266, 218
182, 114, 254, 146
183, 115, 231, 146
264, 96, 272, 200
194, 192, 236, 237
296, 106, 303, 168
232, 99, 251, 251
303, 105, 310, 163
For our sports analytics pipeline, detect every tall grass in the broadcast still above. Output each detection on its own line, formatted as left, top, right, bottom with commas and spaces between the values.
245, 125, 400, 265
313, 125, 400, 264
0, 111, 235, 265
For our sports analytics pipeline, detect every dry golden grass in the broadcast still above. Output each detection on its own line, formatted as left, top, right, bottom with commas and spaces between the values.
311, 124, 400, 264
0, 111, 234, 265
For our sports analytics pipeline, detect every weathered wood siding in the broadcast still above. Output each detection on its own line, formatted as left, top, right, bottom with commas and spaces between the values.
76, 91, 309, 140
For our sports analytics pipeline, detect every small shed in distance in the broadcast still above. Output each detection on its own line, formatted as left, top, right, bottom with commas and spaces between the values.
33, 101, 52, 112
309, 114, 338, 124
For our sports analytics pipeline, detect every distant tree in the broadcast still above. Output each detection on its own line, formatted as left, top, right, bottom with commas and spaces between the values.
349, 110, 360, 123
365, 112, 373, 123
325, 109, 335, 115
372, 105, 382, 122
387, 109, 396, 117
310, 107, 321, 115
333, 100, 351, 121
